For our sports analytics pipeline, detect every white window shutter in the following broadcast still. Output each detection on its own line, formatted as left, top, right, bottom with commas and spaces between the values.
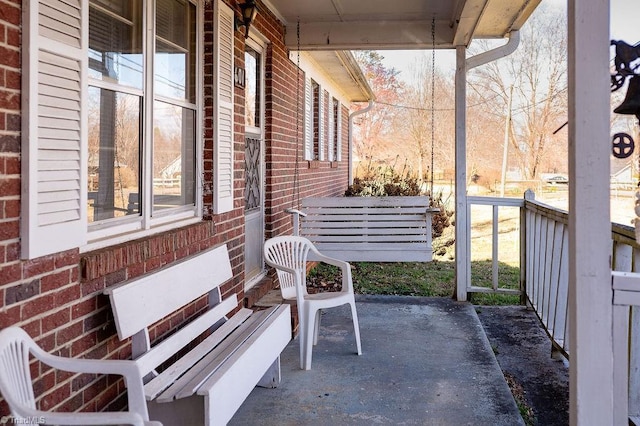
318, 87, 325, 161
327, 99, 335, 162
336, 103, 343, 161
213, 0, 234, 214
21, 0, 88, 259
304, 78, 313, 160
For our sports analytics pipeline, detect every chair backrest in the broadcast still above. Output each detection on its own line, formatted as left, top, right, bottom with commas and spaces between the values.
264, 236, 313, 300
0, 327, 38, 414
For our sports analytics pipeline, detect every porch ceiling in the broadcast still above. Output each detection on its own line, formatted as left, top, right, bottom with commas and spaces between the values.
262, 0, 541, 50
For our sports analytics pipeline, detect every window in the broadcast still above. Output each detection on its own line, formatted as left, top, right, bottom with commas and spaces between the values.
87, 0, 198, 230
328, 97, 341, 162
334, 99, 342, 161
244, 47, 261, 128
305, 79, 324, 161
21, 0, 232, 259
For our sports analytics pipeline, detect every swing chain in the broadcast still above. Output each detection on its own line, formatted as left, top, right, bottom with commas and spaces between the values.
430, 16, 436, 197
291, 19, 301, 209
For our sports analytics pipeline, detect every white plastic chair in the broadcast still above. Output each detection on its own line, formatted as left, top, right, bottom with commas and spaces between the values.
0, 326, 161, 426
264, 236, 362, 370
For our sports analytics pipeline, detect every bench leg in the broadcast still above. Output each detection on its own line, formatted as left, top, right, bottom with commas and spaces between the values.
256, 356, 281, 388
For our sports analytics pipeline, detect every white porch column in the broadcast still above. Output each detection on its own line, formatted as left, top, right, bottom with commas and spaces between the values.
568, 0, 613, 424
455, 45, 469, 301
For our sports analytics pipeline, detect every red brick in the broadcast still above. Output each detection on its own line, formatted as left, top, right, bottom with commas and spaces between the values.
23, 255, 55, 279
2, 198, 20, 219
4, 241, 18, 261
5, 68, 19, 90
72, 297, 97, 319
53, 250, 78, 269
72, 373, 98, 393
21, 293, 55, 318
41, 308, 71, 334
0, 261, 20, 286
0, 218, 18, 240
0, 3, 21, 27
5, 279, 39, 304
81, 277, 105, 297
7, 26, 19, 49
32, 369, 55, 398
35, 332, 55, 353
53, 284, 80, 306
39, 382, 71, 411
0, 90, 18, 110
56, 321, 84, 347
71, 332, 98, 357
0, 304, 20, 328
41, 270, 72, 292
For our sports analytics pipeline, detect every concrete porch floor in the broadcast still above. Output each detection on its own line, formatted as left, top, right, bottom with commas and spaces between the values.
230, 296, 524, 425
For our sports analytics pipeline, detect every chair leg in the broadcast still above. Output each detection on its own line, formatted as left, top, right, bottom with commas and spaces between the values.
349, 301, 362, 355
313, 310, 321, 345
302, 307, 317, 370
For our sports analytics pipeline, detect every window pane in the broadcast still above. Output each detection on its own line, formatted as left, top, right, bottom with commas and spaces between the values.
245, 48, 260, 127
89, 0, 143, 89
155, 0, 196, 102
88, 87, 141, 223
153, 102, 196, 213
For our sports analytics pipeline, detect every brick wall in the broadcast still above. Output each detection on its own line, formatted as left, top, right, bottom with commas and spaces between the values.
0, 0, 353, 417
0, 0, 244, 417
261, 20, 351, 239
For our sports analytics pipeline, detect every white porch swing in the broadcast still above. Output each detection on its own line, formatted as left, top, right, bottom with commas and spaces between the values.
286, 19, 440, 263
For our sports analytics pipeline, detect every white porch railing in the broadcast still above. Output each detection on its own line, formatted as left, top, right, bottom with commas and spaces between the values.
474, 190, 640, 424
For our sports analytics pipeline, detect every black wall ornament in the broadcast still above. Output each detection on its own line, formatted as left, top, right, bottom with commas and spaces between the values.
611, 39, 640, 159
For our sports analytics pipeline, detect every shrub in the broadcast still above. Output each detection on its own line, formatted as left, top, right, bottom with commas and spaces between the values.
345, 158, 453, 239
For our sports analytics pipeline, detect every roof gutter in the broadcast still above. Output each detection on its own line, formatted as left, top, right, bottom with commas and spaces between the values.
466, 30, 520, 70
348, 100, 375, 185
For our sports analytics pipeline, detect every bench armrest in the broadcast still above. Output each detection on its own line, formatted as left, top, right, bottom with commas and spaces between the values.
285, 208, 307, 218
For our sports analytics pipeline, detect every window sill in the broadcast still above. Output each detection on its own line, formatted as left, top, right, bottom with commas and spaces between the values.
81, 216, 203, 254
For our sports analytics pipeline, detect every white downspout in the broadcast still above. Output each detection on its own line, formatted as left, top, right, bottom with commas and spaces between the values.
454, 31, 520, 302
348, 100, 374, 185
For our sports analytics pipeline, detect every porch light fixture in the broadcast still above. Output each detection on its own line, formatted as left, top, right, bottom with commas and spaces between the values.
236, 0, 258, 38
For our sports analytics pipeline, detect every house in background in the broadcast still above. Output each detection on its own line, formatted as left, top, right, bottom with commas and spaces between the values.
0, 0, 372, 414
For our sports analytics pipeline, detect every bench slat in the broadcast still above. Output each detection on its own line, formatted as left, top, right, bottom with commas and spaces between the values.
104, 245, 233, 340
143, 304, 251, 400
196, 305, 291, 425
313, 248, 432, 262
304, 209, 427, 223
302, 221, 428, 229
309, 235, 429, 243
302, 196, 430, 208
156, 307, 274, 403
198, 305, 291, 395
135, 296, 238, 377
303, 207, 430, 214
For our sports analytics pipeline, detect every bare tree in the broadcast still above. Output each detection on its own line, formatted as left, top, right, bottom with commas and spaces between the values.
468, 4, 568, 180
352, 51, 406, 170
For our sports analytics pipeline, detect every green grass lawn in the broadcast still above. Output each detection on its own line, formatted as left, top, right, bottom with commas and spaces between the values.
308, 259, 521, 306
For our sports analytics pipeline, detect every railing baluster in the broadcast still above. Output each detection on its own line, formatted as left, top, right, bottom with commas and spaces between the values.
628, 249, 640, 419
554, 226, 569, 358
613, 242, 632, 425
546, 222, 564, 334
492, 204, 499, 291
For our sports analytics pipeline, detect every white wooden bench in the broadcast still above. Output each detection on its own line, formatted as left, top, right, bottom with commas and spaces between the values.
104, 244, 291, 426
288, 196, 439, 262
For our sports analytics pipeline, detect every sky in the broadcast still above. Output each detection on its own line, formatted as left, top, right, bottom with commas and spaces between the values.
380, 0, 639, 84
